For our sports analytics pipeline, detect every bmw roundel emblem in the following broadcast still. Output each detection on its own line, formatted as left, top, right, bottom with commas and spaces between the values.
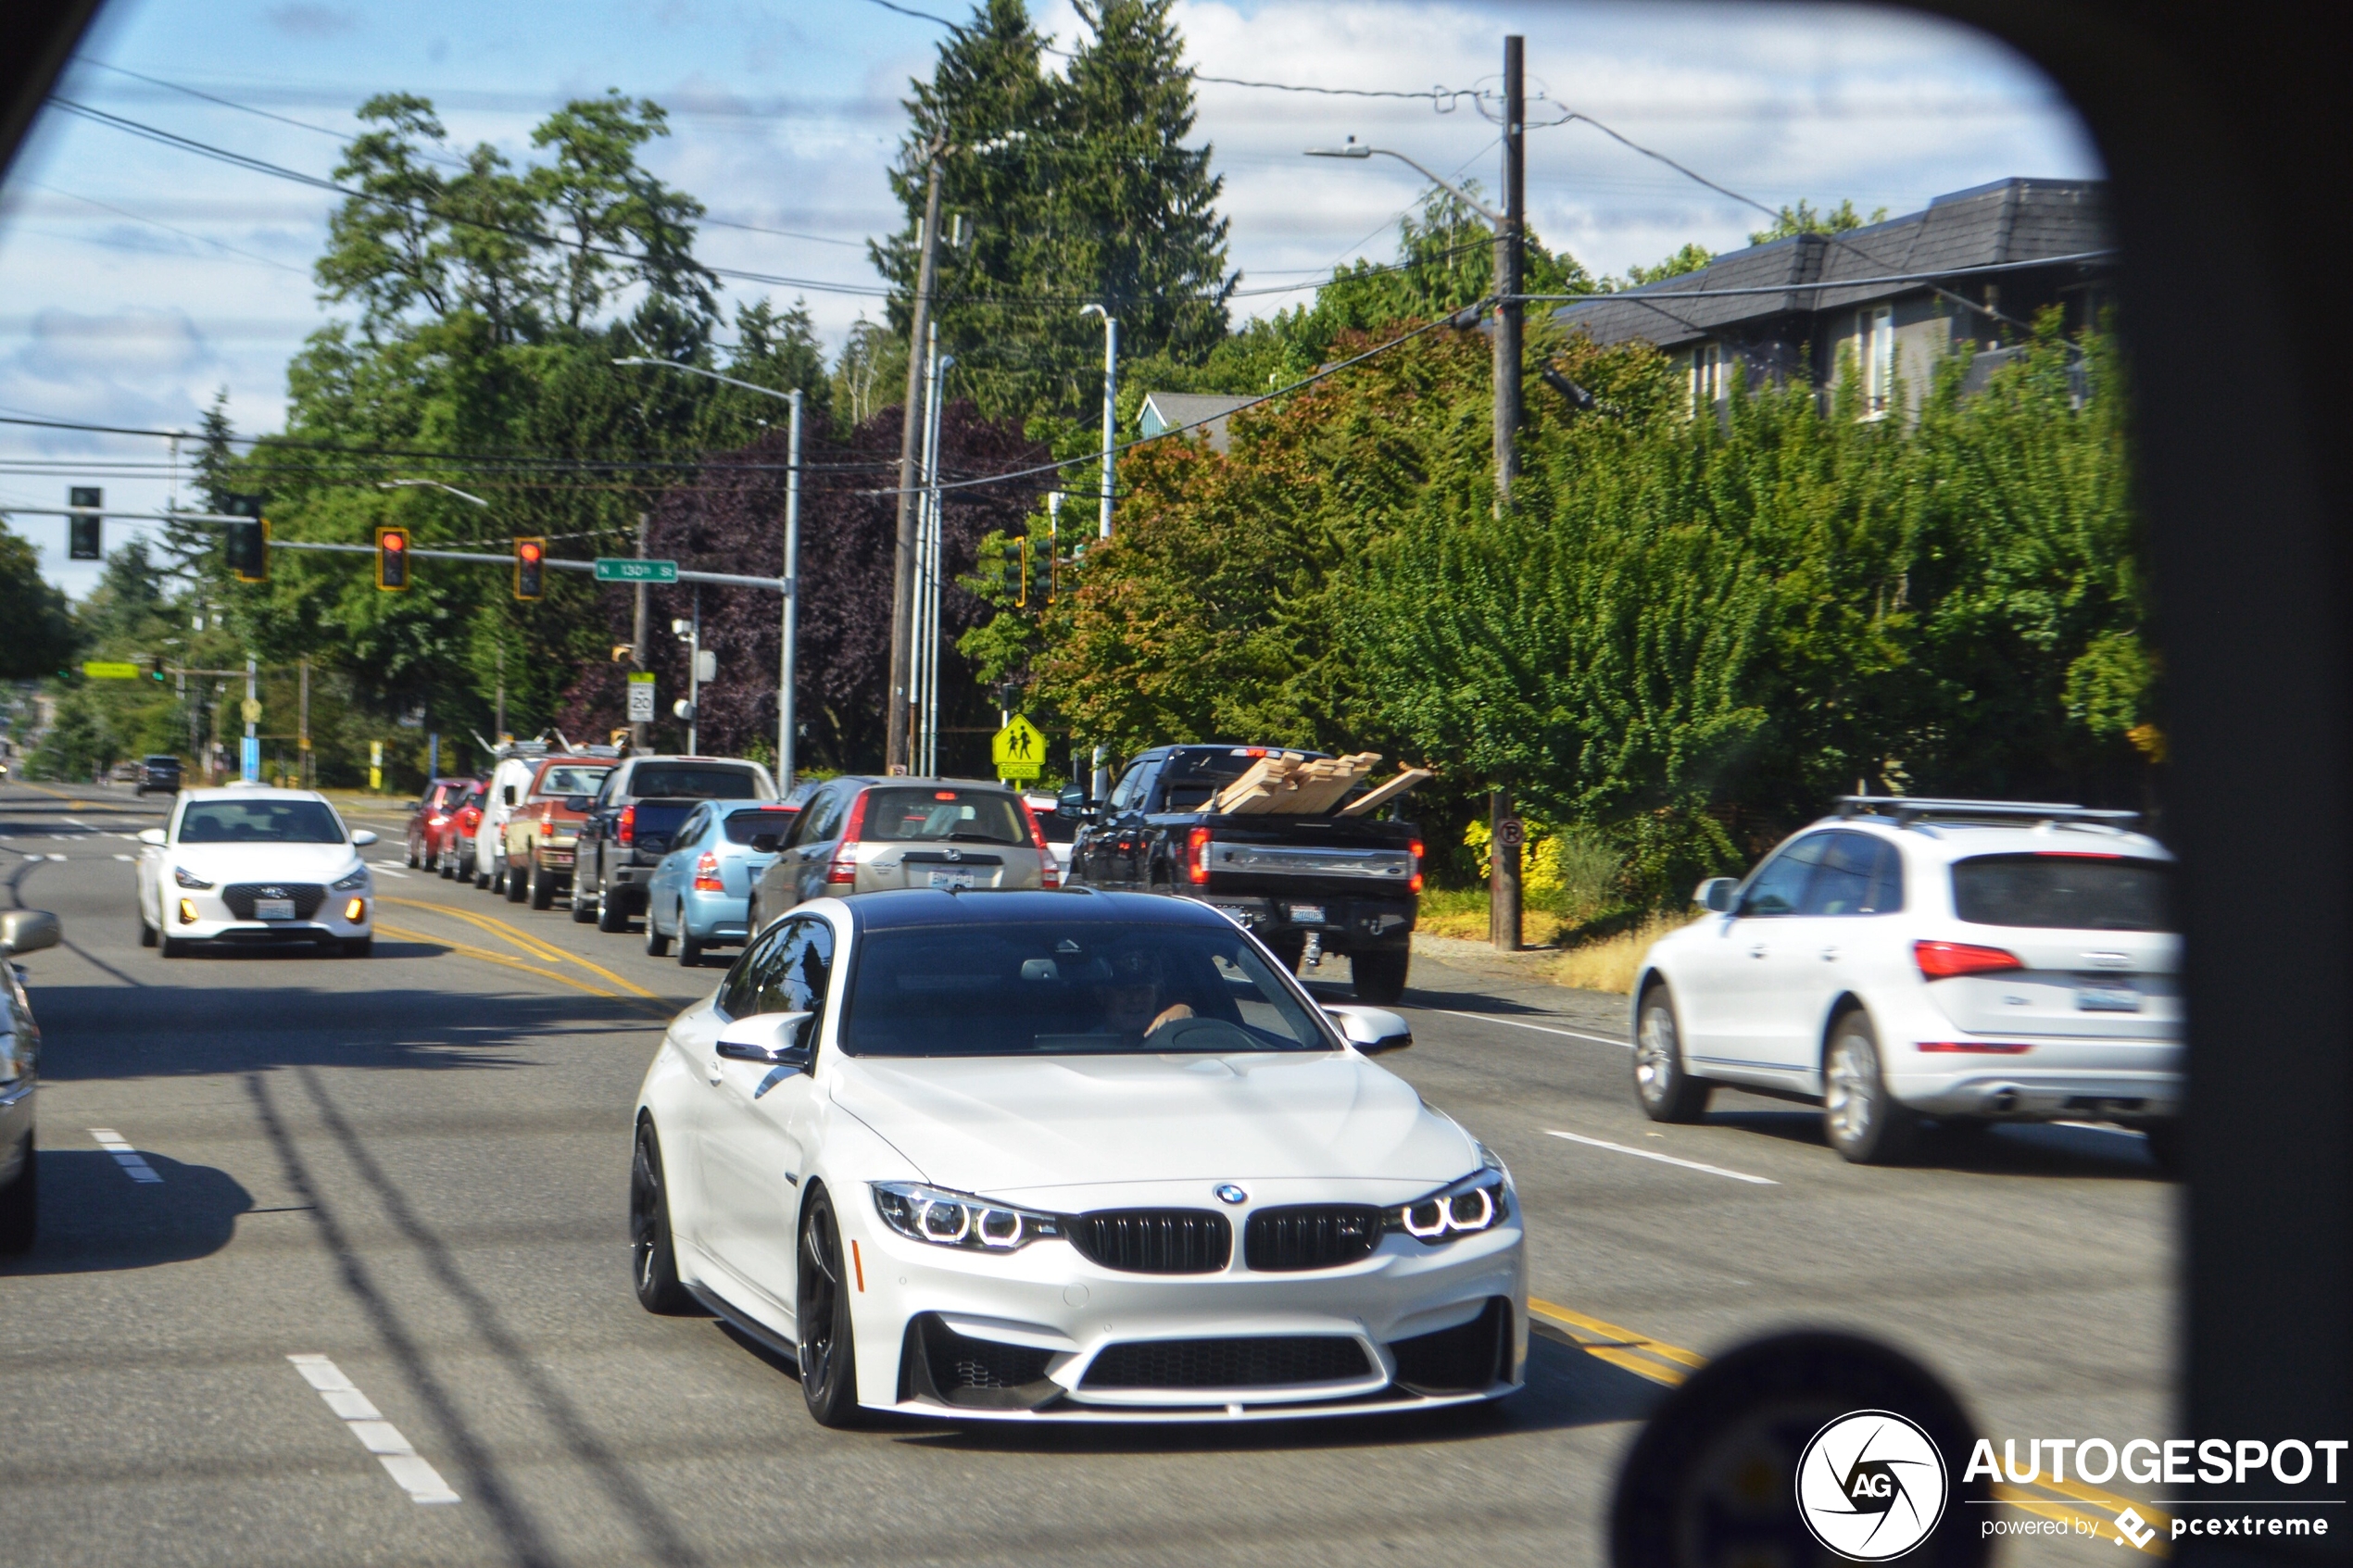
1214, 1184, 1248, 1205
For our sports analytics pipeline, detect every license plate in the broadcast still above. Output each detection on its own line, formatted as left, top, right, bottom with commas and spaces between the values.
926, 871, 975, 890
1290, 904, 1327, 925
255, 898, 296, 921
2076, 984, 2142, 1012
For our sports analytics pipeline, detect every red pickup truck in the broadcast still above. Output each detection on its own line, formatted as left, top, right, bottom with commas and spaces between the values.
501, 757, 621, 909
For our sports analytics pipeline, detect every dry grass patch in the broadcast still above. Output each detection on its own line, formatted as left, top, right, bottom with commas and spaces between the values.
1552, 911, 1702, 994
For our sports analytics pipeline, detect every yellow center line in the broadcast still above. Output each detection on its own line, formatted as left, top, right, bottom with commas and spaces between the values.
372, 922, 620, 999
383, 897, 666, 1001
1529, 1298, 1708, 1376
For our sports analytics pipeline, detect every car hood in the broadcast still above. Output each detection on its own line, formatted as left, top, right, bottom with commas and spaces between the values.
166, 843, 366, 882
827, 1050, 1474, 1194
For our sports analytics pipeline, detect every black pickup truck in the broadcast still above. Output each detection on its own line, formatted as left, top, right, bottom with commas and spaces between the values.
1063, 745, 1422, 1003
573, 755, 776, 933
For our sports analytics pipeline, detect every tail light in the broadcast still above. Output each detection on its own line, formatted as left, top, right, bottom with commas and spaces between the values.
826, 791, 870, 885
1914, 940, 2025, 980
693, 852, 724, 892
1187, 824, 1213, 885
617, 804, 636, 847
1408, 837, 1425, 896
1018, 798, 1060, 888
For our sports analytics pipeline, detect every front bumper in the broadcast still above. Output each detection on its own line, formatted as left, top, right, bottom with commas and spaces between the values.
837, 1184, 1526, 1422
165, 887, 371, 945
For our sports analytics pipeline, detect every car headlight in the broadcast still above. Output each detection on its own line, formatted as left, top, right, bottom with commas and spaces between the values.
331, 866, 370, 891
873, 1181, 1062, 1251
1389, 1147, 1512, 1244
172, 866, 214, 889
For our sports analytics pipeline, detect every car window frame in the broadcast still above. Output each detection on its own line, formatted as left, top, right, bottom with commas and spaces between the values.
1738, 832, 1833, 919
716, 919, 794, 1022
1796, 829, 1906, 917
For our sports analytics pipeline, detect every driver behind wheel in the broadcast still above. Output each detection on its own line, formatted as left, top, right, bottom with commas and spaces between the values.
1096, 947, 1194, 1043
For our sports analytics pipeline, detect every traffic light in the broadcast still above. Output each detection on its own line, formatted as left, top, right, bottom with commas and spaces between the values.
223, 493, 268, 581
375, 526, 410, 591
512, 536, 546, 600
68, 487, 101, 560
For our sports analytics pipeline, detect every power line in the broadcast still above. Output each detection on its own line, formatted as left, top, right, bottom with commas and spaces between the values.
23, 180, 311, 274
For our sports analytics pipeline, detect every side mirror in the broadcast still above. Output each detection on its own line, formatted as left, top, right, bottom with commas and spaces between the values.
502, 785, 517, 807
0, 909, 61, 956
715, 1010, 815, 1073
749, 833, 781, 853
1693, 876, 1738, 913
563, 796, 592, 813
1325, 1003, 1412, 1054
351, 829, 380, 847
1058, 785, 1093, 820
138, 827, 167, 847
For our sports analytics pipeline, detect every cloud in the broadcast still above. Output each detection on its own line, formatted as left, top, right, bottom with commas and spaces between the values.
262, 4, 360, 40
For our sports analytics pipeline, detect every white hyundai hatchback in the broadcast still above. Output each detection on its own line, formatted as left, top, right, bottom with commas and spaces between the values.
630, 888, 1525, 1427
136, 786, 380, 957
1630, 798, 2180, 1166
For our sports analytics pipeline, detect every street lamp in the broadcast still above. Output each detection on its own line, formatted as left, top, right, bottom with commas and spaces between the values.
611, 358, 805, 796
1079, 304, 1118, 541
377, 479, 490, 508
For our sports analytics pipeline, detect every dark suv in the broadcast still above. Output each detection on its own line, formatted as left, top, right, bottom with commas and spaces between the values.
134, 755, 182, 797
574, 755, 776, 933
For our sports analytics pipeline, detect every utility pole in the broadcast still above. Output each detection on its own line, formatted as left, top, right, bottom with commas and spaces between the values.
630, 511, 649, 753
779, 386, 802, 795
298, 657, 310, 787
1489, 36, 1528, 951
888, 143, 948, 776
494, 642, 506, 742
242, 656, 258, 783
1081, 305, 1119, 539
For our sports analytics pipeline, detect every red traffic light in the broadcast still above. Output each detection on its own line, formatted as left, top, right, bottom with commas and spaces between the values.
513, 535, 547, 600
375, 526, 411, 591
517, 539, 542, 563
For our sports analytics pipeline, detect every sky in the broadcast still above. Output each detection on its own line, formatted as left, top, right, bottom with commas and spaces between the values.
0, 0, 2101, 599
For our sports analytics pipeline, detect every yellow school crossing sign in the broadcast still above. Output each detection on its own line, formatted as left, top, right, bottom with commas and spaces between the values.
991, 715, 1046, 782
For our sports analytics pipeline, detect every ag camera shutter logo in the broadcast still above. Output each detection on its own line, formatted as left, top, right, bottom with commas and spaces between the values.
1795, 1409, 1949, 1560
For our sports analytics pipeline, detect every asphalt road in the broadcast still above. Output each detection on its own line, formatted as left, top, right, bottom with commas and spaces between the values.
0, 780, 2175, 1566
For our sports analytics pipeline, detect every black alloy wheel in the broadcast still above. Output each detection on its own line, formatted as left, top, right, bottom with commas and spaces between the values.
0, 1142, 35, 1254
505, 859, 528, 902
1352, 948, 1410, 1006
528, 857, 555, 910
629, 1121, 692, 1313
598, 875, 630, 933
796, 1186, 862, 1427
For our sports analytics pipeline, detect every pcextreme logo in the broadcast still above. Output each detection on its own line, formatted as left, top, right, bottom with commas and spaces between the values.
1796, 1410, 1950, 1561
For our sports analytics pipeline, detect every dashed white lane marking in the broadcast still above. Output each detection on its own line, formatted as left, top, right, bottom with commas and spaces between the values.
1436, 1009, 1631, 1048
114, 853, 133, 862
1545, 1128, 1779, 1185
371, 863, 411, 878
64, 819, 91, 829
88, 1128, 163, 1183
287, 1355, 459, 1504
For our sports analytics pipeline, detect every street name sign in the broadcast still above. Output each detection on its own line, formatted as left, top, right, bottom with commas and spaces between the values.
595, 558, 679, 584
991, 715, 1047, 781
82, 660, 139, 679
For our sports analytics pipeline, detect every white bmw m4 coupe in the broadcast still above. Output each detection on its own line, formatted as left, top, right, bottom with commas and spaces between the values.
630, 888, 1527, 1426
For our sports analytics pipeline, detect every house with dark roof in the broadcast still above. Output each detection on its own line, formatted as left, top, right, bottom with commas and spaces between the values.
1552, 178, 2113, 419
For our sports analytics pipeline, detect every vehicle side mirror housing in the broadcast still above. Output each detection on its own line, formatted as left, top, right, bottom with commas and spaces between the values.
502, 785, 517, 806
1694, 876, 1738, 913
564, 795, 592, 813
0, 909, 61, 956
350, 829, 379, 847
138, 827, 167, 847
1325, 1003, 1412, 1054
749, 833, 781, 853
715, 1011, 814, 1073
1058, 785, 1094, 821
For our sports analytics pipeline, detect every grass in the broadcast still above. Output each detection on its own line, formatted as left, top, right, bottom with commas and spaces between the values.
1551, 911, 1701, 994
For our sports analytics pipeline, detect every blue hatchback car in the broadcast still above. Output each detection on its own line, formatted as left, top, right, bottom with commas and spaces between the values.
643, 799, 800, 966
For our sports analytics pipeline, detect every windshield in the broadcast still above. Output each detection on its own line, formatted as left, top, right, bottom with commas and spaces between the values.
721, 808, 799, 846
533, 764, 611, 798
841, 922, 1332, 1058
1950, 853, 2172, 932
177, 799, 346, 845
860, 787, 1025, 846
631, 765, 764, 799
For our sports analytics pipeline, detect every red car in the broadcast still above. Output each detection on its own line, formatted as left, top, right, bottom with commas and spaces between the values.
441, 784, 486, 880
406, 776, 481, 872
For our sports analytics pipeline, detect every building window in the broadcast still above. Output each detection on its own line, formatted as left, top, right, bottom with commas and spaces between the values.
1859, 305, 1894, 417
1688, 342, 1730, 414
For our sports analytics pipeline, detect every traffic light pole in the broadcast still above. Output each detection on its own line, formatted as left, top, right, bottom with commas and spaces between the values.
889, 145, 948, 778
781, 387, 802, 794
1491, 36, 1527, 952
632, 513, 649, 753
